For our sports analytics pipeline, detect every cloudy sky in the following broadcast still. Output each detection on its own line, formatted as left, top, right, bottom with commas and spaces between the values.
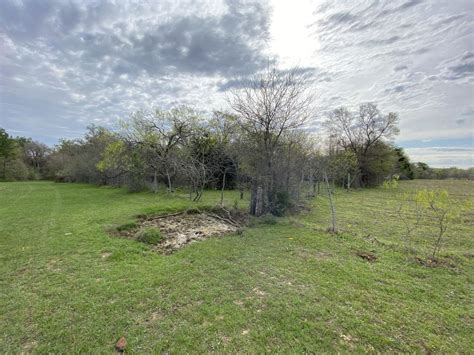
0, 0, 473, 167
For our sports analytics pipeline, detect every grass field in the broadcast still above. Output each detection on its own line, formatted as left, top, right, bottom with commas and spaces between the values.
1, 180, 473, 352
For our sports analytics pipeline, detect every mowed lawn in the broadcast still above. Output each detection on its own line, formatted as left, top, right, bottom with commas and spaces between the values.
1, 181, 473, 353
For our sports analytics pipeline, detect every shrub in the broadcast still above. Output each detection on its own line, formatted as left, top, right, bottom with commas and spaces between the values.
383, 175, 399, 189
116, 222, 138, 231
271, 191, 293, 216
135, 227, 163, 245
259, 214, 278, 225
397, 189, 473, 260
186, 207, 202, 215
3, 159, 30, 181
415, 189, 472, 259
248, 214, 278, 227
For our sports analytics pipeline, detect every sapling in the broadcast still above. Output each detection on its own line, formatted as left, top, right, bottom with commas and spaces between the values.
397, 192, 422, 253
415, 189, 470, 260
383, 175, 399, 189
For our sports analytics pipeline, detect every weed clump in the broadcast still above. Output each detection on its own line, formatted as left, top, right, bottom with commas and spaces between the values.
117, 222, 138, 231
135, 227, 163, 245
272, 191, 293, 216
249, 214, 278, 226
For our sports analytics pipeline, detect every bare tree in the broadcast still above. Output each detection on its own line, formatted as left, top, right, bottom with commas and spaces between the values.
23, 140, 50, 173
182, 155, 212, 202
121, 106, 198, 192
325, 103, 399, 186
228, 67, 314, 215
209, 111, 239, 207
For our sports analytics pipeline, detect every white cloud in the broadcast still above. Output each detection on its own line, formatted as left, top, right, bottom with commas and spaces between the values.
269, 0, 318, 67
405, 147, 474, 168
0, 0, 472, 168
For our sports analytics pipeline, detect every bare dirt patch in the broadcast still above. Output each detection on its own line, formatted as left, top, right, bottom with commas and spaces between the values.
113, 208, 245, 253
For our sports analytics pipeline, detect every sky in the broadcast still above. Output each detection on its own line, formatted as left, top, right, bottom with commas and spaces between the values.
0, 0, 473, 168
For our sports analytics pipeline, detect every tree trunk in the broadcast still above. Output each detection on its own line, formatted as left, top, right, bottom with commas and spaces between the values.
166, 171, 172, 193
324, 173, 337, 233
220, 170, 226, 207
297, 172, 305, 201
194, 181, 205, 202
311, 174, 316, 197
153, 170, 158, 193
250, 184, 265, 216
432, 213, 447, 260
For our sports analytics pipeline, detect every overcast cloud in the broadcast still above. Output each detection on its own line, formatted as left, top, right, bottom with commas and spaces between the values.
0, 0, 473, 167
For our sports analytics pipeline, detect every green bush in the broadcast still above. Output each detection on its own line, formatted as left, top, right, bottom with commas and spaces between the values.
383, 175, 399, 189
135, 227, 163, 245
116, 222, 138, 231
248, 214, 278, 227
186, 207, 202, 215
272, 191, 293, 216
2, 159, 30, 181
258, 214, 278, 225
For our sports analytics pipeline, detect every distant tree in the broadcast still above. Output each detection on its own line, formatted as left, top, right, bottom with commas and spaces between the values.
0, 128, 16, 179
122, 106, 198, 192
413, 163, 474, 180
96, 139, 135, 186
413, 162, 436, 179
327, 149, 358, 189
22, 140, 50, 177
46, 126, 114, 184
365, 141, 400, 185
394, 147, 414, 180
209, 111, 240, 205
325, 103, 400, 186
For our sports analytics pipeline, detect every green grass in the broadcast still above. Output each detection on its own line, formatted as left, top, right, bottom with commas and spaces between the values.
1, 180, 473, 353
305, 179, 474, 256
135, 227, 163, 245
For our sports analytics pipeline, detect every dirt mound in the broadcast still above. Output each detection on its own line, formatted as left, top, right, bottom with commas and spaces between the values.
114, 208, 244, 253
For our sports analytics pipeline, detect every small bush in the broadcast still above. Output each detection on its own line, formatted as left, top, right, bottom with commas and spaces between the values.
271, 191, 293, 216
117, 222, 138, 231
258, 214, 278, 225
383, 175, 399, 189
135, 227, 163, 245
126, 173, 147, 192
186, 207, 202, 215
3, 159, 30, 181
248, 214, 278, 227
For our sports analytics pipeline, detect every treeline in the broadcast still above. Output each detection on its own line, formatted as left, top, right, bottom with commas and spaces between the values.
411, 162, 473, 180
1, 68, 471, 215
0, 128, 50, 181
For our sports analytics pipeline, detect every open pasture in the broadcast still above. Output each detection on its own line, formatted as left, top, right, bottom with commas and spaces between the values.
1, 180, 473, 352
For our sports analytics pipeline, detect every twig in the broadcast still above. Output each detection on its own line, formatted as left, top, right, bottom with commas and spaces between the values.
142, 211, 185, 220
207, 212, 240, 227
